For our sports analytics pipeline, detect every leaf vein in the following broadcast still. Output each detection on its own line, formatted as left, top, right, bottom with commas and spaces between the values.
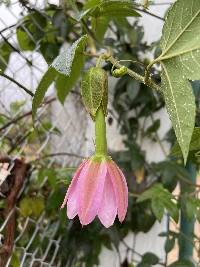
161, 6, 200, 56
162, 63, 183, 144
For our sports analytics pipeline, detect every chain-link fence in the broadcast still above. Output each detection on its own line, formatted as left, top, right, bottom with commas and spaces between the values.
0, 1, 89, 266
2, 1, 200, 267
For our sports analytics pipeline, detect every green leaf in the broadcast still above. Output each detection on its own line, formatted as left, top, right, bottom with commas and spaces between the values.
51, 35, 87, 76
163, 198, 179, 223
142, 252, 159, 265
16, 11, 46, 52
151, 198, 164, 222
168, 260, 195, 267
19, 197, 44, 218
185, 197, 200, 220
137, 184, 178, 223
144, 119, 160, 137
81, 67, 108, 118
91, 16, 110, 42
19, 198, 32, 217
137, 263, 150, 267
84, 0, 101, 10
157, 0, 200, 163
32, 67, 57, 119
137, 184, 163, 203
165, 237, 175, 253
16, 28, 35, 51
55, 74, 73, 103
32, 35, 87, 117
0, 42, 12, 72
92, 0, 141, 18
171, 127, 200, 157
47, 189, 64, 211
80, 0, 140, 21
32, 197, 45, 217
161, 65, 195, 165
10, 252, 20, 267
196, 209, 200, 223
52, 35, 88, 103
40, 42, 60, 64
37, 167, 72, 188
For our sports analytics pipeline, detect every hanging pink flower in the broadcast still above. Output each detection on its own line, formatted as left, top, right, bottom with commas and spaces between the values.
61, 67, 129, 227
61, 156, 128, 228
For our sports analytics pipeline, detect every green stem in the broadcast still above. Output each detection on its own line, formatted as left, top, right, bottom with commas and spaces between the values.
106, 56, 161, 92
95, 105, 107, 155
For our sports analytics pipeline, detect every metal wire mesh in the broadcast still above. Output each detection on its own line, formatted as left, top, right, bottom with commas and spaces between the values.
3, 1, 199, 266
0, 1, 88, 266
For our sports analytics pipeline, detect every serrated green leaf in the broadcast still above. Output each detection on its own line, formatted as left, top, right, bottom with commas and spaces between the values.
171, 127, 200, 157
157, 0, 200, 164
32, 67, 57, 119
81, 67, 108, 118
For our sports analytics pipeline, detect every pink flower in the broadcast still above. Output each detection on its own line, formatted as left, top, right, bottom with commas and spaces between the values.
61, 156, 128, 228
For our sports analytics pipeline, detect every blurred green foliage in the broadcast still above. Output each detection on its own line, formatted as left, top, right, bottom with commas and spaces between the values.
0, 1, 200, 267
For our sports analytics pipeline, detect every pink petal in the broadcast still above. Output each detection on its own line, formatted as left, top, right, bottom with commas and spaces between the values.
67, 188, 79, 219
108, 161, 128, 222
61, 160, 88, 209
78, 161, 107, 225
98, 174, 117, 228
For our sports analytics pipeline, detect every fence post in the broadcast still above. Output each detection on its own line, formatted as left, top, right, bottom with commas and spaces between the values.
179, 162, 196, 260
